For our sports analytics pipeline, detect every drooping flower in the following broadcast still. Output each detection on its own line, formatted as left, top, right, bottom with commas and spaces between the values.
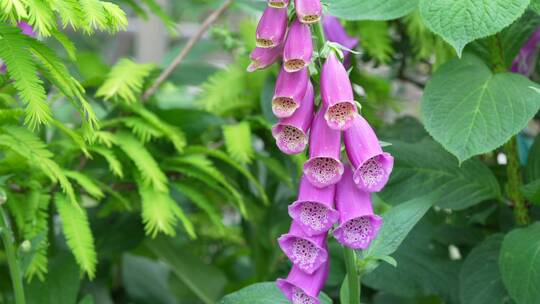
272, 81, 314, 154
277, 261, 329, 304
333, 165, 382, 249
320, 52, 357, 130
344, 115, 393, 192
303, 106, 344, 188
322, 15, 358, 66
272, 66, 309, 118
289, 175, 339, 236
294, 0, 322, 24
256, 6, 288, 48
511, 27, 540, 76
278, 221, 328, 274
283, 19, 313, 72
268, 0, 290, 8
247, 45, 283, 72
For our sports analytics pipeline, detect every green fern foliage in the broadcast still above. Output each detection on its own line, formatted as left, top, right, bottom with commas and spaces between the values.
0, 126, 77, 204
0, 0, 28, 22
223, 121, 254, 164
89, 146, 123, 177
173, 182, 225, 233
354, 21, 394, 64
0, 25, 50, 128
96, 59, 155, 103
55, 193, 97, 279
64, 170, 104, 199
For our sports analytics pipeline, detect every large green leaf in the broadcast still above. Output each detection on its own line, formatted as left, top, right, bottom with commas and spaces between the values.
419, 0, 530, 55
219, 282, 332, 304
380, 139, 501, 210
421, 55, 540, 163
364, 195, 434, 259
328, 0, 418, 21
459, 235, 510, 304
499, 222, 540, 304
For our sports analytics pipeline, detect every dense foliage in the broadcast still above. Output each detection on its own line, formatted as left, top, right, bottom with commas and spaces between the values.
0, 0, 539, 304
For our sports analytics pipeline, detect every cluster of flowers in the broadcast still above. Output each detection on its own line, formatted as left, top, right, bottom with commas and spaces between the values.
0, 22, 36, 73
248, 1, 394, 303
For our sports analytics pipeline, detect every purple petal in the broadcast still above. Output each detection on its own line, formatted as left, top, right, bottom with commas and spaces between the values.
272, 81, 314, 154
294, 0, 322, 24
322, 16, 358, 51
276, 262, 329, 304
272, 66, 309, 118
268, 0, 290, 8
256, 6, 288, 48
284, 19, 313, 72
333, 166, 382, 249
248, 44, 283, 72
278, 221, 328, 274
511, 27, 540, 76
17, 22, 36, 37
344, 115, 393, 192
289, 175, 339, 236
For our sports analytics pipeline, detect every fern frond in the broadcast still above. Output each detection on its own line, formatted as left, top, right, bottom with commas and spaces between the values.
355, 21, 393, 64
64, 170, 104, 199
79, 0, 108, 33
55, 193, 97, 279
50, 0, 84, 30
0, 108, 24, 123
93, 130, 117, 147
121, 116, 163, 143
95, 59, 154, 103
90, 146, 123, 177
51, 119, 89, 156
140, 0, 176, 33
0, 0, 28, 22
51, 29, 77, 60
129, 104, 186, 152
173, 182, 224, 233
25, 0, 55, 36
137, 183, 177, 238
169, 200, 196, 239
114, 132, 168, 192
0, 25, 51, 128
102, 2, 127, 32
0, 126, 77, 203
222, 121, 253, 164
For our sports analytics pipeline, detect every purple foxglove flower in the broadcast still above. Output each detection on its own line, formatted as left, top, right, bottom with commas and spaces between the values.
283, 19, 313, 72
303, 107, 344, 188
17, 21, 36, 37
277, 262, 329, 304
344, 114, 393, 192
322, 15, 358, 67
268, 0, 289, 8
272, 66, 309, 118
511, 27, 540, 76
272, 81, 314, 154
288, 175, 339, 236
333, 165, 382, 249
294, 0, 322, 24
320, 52, 358, 130
278, 221, 328, 274
256, 6, 288, 48
247, 45, 283, 72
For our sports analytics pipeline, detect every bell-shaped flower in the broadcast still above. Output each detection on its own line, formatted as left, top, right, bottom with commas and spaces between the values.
294, 0, 322, 24
511, 27, 540, 76
321, 52, 357, 130
333, 165, 382, 249
303, 107, 344, 188
272, 81, 314, 154
277, 261, 329, 304
247, 44, 283, 72
344, 114, 393, 192
272, 66, 309, 118
256, 6, 288, 48
268, 0, 289, 8
322, 15, 358, 66
283, 19, 313, 72
278, 221, 328, 274
289, 175, 339, 236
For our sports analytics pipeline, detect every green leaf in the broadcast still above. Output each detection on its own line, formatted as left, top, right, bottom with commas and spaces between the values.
55, 194, 97, 278
354, 21, 394, 63
138, 184, 177, 238
89, 146, 123, 177
380, 140, 501, 209
219, 282, 333, 304
530, 0, 540, 14
419, 0, 530, 56
64, 170, 104, 199
173, 182, 225, 233
421, 55, 540, 163
364, 195, 434, 259
526, 135, 540, 181
522, 179, 540, 204
223, 121, 254, 164
499, 222, 540, 304
328, 0, 418, 20
459, 235, 510, 304
96, 59, 154, 103
147, 237, 227, 304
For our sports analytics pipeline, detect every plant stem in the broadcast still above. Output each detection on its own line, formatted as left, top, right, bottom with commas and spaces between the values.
0, 205, 26, 304
343, 247, 360, 304
142, 0, 234, 101
504, 137, 530, 225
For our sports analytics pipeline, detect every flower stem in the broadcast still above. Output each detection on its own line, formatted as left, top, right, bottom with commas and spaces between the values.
504, 136, 530, 225
0, 205, 26, 304
343, 246, 360, 304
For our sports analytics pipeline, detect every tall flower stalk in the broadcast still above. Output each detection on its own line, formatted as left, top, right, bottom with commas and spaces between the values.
248, 3, 393, 303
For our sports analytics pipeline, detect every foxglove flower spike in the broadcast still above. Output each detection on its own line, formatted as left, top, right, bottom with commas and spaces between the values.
278, 221, 328, 274
283, 19, 313, 72
272, 66, 309, 118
